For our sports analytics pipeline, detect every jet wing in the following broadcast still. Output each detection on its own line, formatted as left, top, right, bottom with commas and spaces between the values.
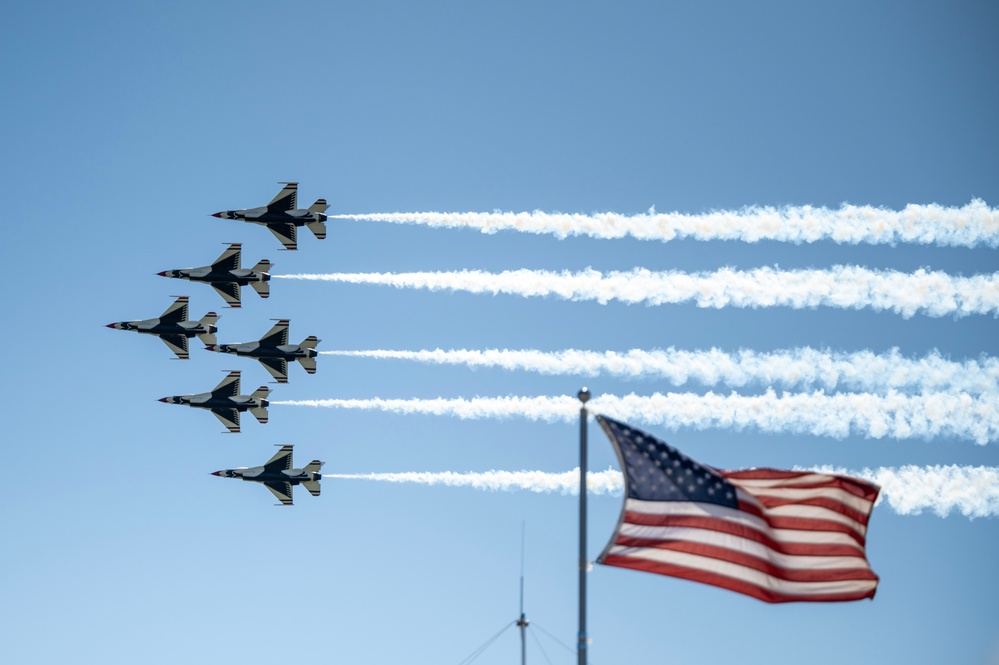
159, 296, 189, 323
210, 243, 242, 273
266, 223, 298, 251
211, 371, 241, 398
267, 183, 298, 211
259, 319, 289, 347
159, 334, 190, 360
210, 282, 242, 308
263, 480, 294, 505
211, 407, 241, 433
263, 445, 294, 472
257, 358, 289, 384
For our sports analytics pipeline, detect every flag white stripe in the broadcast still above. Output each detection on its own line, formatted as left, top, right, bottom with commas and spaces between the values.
616, 519, 866, 553
732, 474, 858, 488
615, 523, 872, 570
330, 200, 999, 247
755, 501, 870, 538
319, 347, 999, 395
728, 482, 876, 515
276, 266, 999, 318
603, 545, 879, 597
626, 498, 868, 544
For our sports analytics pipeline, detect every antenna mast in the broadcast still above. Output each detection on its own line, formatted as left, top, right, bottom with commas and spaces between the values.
516, 522, 528, 665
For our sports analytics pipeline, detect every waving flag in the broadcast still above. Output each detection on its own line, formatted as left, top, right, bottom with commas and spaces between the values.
596, 416, 880, 603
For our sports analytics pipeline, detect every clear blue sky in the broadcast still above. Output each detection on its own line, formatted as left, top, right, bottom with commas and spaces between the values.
2, 2, 997, 663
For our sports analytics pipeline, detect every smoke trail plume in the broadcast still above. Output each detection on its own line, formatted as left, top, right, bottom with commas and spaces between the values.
324, 465, 999, 518
321, 347, 999, 395
329, 200, 999, 247
276, 391, 999, 444
276, 266, 999, 318
326, 469, 624, 495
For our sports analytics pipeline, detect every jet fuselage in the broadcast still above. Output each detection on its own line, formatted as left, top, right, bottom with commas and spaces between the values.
159, 393, 268, 411
211, 342, 318, 360
213, 207, 324, 227
158, 267, 270, 286
212, 466, 321, 485
107, 317, 217, 338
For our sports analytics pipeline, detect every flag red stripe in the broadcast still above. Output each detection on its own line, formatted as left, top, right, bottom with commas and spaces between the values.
724, 470, 880, 501
625, 508, 867, 547
601, 555, 878, 604
749, 494, 873, 525
619, 515, 867, 557
734, 501, 869, 543
735, 483, 876, 517
612, 537, 879, 583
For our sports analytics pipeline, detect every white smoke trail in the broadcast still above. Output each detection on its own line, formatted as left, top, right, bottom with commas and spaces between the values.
324, 466, 999, 518
325, 468, 624, 495
329, 200, 999, 247
275, 391, 999, 444
276, 266, 999, 318
320, 347, 999, 395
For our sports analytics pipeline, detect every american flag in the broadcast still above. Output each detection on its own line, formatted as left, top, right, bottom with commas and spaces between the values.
595, 415, 880, 603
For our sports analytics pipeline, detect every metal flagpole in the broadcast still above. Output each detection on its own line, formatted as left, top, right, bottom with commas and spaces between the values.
577, 387, 590, 665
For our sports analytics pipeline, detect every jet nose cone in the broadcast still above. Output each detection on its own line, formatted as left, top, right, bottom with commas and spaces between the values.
211, 212, 222, 218
204, 345, 215, 352
210, 470, 222, 476
106, 323, 117, 329
158, 397, 169, 403
157, 271, 167, 277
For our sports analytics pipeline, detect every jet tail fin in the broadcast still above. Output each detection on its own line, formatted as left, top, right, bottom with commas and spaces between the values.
250, 386, 271, 400
308, 199, 329, 214
302, 460, 323, 497
297, 356, 317, 374
197, 312, 219, 345
249, 405, 269, 424
251, 259, 272, 273
250, 281, 270, 298
307, 220, 327, 240
300, 336, 320, 350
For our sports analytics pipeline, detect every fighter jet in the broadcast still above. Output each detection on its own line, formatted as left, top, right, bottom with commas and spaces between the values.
159, 370, 269, 433
211, 445, 324, 506
212, 182, 328, 250
107, 296, 218, 360
205, 319, 320, 383
157, 243, 271, 308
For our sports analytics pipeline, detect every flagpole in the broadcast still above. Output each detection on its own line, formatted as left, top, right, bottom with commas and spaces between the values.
577, 387, 590, 665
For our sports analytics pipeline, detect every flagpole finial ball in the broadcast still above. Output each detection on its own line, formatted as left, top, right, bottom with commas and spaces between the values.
578, 388, 591, 403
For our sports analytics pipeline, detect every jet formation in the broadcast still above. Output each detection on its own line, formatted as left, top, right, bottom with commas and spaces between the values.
212, 445, 324, 505
107, 296, 218, 359
110, 183, 329, 505
212, 182, 328, 250
206, 319, 320, 383
158, 243, 271, 308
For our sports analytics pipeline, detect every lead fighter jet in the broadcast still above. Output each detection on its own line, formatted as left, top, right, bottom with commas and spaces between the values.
212, 182, 328, 250
159, 370, 270, 433
107, 296, 218, 359
157, 243, 271, 308
205, 319, 320, 383
212, 445, 324, 506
